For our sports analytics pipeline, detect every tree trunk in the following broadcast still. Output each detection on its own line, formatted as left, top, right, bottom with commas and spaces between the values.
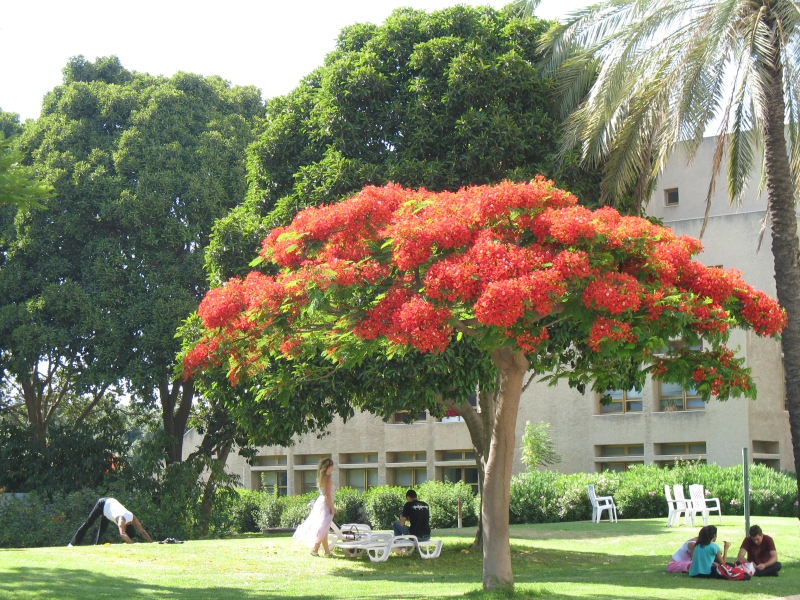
199, 444, 231, 537
761, 35, 800, 519
439, 394, 485, 549
160, 377, 195, 464
481, 347, 528, 591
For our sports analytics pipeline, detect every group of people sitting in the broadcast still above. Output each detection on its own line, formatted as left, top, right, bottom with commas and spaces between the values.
668, 524, 781, 579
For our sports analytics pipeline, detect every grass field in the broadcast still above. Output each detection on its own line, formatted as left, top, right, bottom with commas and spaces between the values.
0, 517, 797, 599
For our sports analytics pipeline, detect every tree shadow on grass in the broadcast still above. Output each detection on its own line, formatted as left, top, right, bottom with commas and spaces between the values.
324, 543, 794, 599
0, 565, 485, 600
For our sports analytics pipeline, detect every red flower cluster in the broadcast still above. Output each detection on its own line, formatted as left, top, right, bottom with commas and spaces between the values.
582, 273, 643, 315
184, 177, 786, 384
588, 318, 636, 351
735, 284, 787, 336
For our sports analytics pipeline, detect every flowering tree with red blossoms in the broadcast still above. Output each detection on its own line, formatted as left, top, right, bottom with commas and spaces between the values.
185, 177, 784, 591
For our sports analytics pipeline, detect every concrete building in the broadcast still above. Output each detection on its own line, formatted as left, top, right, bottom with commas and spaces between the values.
184, 135, 796, 493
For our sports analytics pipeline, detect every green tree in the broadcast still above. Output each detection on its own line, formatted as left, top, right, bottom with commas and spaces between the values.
532, 0, 800, 514
206, 5, 600, 283
0, 112, 51, 209
185, 179, 782, 590
2, 56, 263, 459
520, 421, 561, 470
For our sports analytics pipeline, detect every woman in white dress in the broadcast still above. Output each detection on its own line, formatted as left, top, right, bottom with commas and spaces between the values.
293, 458, 337, 556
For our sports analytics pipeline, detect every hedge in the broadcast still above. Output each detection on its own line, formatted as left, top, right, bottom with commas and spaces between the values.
2, 464, 795, 548
510, 463, 798, 524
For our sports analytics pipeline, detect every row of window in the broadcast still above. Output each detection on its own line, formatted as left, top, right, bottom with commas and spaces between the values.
261, 466, 480, 496
256, 450, 474, 467
601, 383, 704, 414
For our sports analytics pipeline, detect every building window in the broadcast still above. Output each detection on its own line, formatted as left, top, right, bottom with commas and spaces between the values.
658, 381, 704, 411
345, 468, 378, 493
392, 467, 427, 487
655, 442, 707, 467
598, 461, 643, 472
392, 410, 427, 424
442, 450, 475, 461
391, 451, 427, 463
600, 388, 643, 414
598, 444, 644, 457
260, 471, 288, 496
345, 453, 378, 464
301, 470, 319, 495
665, 188, 679, 206
752, 440, 779, 454
298, 454, 330, 466
442, 467, 479, 494
754, 458, 780, 470
257, 455, 287, 466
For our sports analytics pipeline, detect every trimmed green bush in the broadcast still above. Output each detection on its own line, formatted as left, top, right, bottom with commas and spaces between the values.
416, 480, 479, 528
510, 463, 798, 523
278, 493, 317, 528
362, 486, 406, 530
334, 487, 366, 525
255, 490, 283, 530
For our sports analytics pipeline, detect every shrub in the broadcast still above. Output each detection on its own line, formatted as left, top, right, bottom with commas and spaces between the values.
416, 480, 478, 528
229, 489, 262, 533
278, 493, 317, 528
334, 487, 366, 525
255, 490, 282, 530
510, 471, 559, 524
508, 463, 798, 525
362, 486, 406, 529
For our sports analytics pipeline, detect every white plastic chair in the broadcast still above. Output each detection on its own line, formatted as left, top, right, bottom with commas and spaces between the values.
688, 484, 722, 527
672, 485, 692, 526
664, 484, 677, 527
586, 484, 617, 523
329, 522, 371, 556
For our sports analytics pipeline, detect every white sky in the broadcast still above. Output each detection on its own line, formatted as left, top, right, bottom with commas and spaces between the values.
0, 1, 589, 122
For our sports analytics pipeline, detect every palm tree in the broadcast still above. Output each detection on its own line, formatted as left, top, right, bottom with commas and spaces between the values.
522, 0, 800, 516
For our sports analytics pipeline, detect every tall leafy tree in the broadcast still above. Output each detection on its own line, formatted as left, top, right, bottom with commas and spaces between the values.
529, 0, 800, 512
186, 179, 783, 590
0, 110, 51, 210
2, 56, 263, 459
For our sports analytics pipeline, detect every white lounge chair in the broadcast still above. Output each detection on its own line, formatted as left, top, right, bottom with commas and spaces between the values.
334, 532, 443, 562
586, 484, 617, 523
673, 484, 692, 526
329, 522, 372, 556
688, 484, 722, 527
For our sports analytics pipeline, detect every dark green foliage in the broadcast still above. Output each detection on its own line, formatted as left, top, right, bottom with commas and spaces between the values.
208, 5, 600, 283
0, 408, 128, 496
416, 480, 479, 528
509, 463, 798, 524
362, 486, 407, 530
333, 486, 366, 525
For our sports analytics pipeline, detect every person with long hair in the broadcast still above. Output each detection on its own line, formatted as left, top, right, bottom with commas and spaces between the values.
667, 528, 702, 573
689, 525, 730, 578
293, 458, 337, 557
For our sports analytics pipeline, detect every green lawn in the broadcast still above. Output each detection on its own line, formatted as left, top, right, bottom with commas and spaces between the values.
0, 517, 797, 599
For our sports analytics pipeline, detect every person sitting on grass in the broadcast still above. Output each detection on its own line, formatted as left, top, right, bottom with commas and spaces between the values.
689, 526, 730, 578
667, 529, 702, 573
736, 525, 782, 576
392, 489, 430, 541
69, 497, 153, 546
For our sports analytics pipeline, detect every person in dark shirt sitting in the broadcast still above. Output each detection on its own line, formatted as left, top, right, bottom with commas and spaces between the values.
392, 489, 430, 541
736, 524, 781, 576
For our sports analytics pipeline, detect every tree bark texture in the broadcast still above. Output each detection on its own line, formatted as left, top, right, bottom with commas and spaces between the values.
160, 377, 195, 464
761, 32, 800, 519
482, 348, 528, 591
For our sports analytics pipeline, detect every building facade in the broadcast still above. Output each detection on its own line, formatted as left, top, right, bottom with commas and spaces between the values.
184, 135, 796, 492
